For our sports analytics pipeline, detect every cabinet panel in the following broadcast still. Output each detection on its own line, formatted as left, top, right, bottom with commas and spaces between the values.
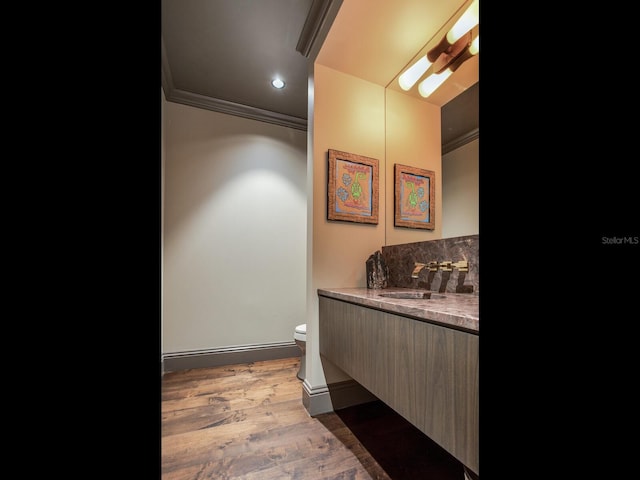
319, 296, 479, 475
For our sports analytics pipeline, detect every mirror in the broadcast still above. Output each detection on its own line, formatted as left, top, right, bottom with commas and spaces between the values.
384, 0, 479, 244
441, 82, 478, 238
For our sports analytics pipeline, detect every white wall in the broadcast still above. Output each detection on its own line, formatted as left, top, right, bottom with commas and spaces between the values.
442, 138, 479, 239
161, 89, 166, 362
162, 100, 307, 354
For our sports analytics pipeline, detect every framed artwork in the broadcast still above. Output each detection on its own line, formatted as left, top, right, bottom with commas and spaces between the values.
327, 149, 379, 224
394, 163, 435, 230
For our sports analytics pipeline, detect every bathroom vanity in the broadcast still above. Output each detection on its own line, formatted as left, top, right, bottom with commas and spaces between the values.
318, 287, 479, 476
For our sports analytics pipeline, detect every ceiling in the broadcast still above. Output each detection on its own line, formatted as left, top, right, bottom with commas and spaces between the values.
161, 0, 478, 146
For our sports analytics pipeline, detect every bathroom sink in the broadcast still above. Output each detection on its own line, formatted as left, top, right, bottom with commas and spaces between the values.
377, 291, 446, 300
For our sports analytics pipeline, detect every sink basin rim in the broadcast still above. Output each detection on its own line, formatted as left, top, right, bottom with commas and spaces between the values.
377, 291, 446, 300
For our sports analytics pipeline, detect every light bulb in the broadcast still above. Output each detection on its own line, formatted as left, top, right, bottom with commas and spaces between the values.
446, 0, 479, 44
398, 56, 432, 91
271, 78, 285, 89
469, 35, 479, 55
418, 70, 453, 98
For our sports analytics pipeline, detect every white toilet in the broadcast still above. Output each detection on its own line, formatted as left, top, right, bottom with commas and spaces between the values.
294, 324, 307, 380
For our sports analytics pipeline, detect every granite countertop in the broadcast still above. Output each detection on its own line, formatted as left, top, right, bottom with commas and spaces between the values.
317, 287, 479, 333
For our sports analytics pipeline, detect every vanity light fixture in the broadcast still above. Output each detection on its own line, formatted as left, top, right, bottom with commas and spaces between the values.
418, 34, 478, 98
426, 0, 479, 63
271, 77, 285, 89
398, 0, 479, 93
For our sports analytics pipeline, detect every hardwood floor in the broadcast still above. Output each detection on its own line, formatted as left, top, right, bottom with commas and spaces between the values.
162, 357, 466, 479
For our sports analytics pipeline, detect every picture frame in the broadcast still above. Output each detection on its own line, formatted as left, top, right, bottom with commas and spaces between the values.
327, 149, 379, 224
394, 163, 435, 230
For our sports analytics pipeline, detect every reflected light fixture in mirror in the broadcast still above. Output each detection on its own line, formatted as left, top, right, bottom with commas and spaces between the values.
419, 35, 478, 98
397, 0, 479, 95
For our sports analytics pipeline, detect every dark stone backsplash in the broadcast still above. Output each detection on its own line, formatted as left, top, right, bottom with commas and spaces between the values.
380, 234, 478, 294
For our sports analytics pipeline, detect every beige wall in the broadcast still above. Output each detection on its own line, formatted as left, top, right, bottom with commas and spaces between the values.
162, 100, 307, 354
306, 64, 387, 388
385, 88, 442, 245
305, 63, 447, 395
312, 65, 387, 290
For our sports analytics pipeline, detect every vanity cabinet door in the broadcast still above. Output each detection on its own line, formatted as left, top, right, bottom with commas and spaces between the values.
319, 295, 479, 475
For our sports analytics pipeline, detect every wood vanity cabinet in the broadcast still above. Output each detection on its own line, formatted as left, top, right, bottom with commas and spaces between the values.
319, 295, 479, 476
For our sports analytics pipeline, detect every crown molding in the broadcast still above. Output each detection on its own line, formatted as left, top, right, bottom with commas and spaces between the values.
442, 127, 478, 155
161, 37, 307, 131
163, 86, 307, 131
296, 0, 342, 58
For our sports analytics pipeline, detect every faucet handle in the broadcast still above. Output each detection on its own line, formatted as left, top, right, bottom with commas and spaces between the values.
439, 261, 453, 271
452, 260, 469, 272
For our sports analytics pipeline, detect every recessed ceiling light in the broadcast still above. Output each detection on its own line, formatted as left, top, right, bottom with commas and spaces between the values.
271, 78, 285, 89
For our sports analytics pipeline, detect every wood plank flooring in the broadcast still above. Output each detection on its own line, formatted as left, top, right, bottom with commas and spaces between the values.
162, 357, 466, 480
